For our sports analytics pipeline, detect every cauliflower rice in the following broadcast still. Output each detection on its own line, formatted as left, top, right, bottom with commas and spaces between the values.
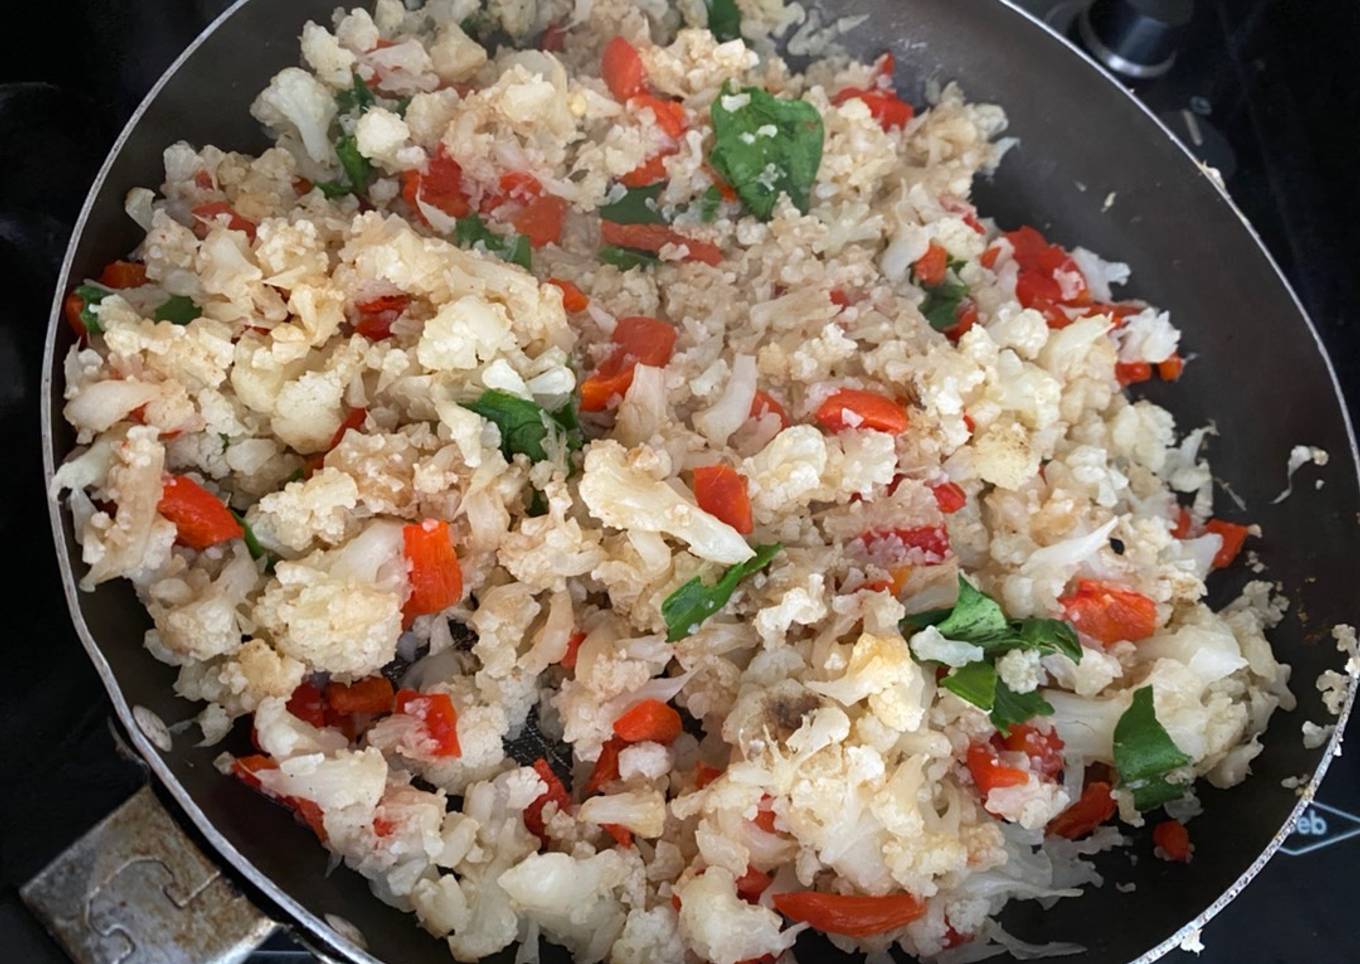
51, 1, 1306, 961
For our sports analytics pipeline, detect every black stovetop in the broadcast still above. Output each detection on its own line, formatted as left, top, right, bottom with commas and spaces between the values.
2, 2, 1357, 962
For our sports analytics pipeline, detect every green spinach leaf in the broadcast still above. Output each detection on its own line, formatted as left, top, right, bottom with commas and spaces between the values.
940, 660, 997, 712
461, 389, 577, 462
990, 679, 1055, 733
920, 278, 969, 332
598, 245, 660, 270
454, 214, 533, 269
73, 283, 111, 335
709, 85, 823, 220
335, 72, 376, 115
1114, 686, 1192, 810
705, 0, 742, 42
599, 184, 667, 225
335, 133, 373, 196
662, 544, 782, 641
153, 294, 199, 325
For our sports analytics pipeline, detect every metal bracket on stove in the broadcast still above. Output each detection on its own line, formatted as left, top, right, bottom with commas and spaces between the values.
20, 785, 277, 964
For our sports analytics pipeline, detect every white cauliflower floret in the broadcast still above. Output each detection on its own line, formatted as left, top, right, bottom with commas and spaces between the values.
446, 769, 544, 962
253, 546, 402, 680
610, 906, 685, 964
1042, 645, 1122, 696
498, 851, 631, 961
577, 789, 667, 838
618, 741, 674, 781
428, 22, 487, 82
146, 544, 258, 661
580, 440, 754, 565
741, 425, 828, 523
1044, 690, 1132, 762
63, 379, 161, 433
412, 874, 471, 937
985, 777, 1071, 830
1115, 308, 1180, 364
416, 296, 517, 372
173, 638, 305, 716
807, 632, 929, 732
753, 573, 828, 648
255, 746, 388, 814
300, 20, 356, 87
996, 648, 1044, 694
248, 467, 359, 552
80, 427, 171, 589
253, 695, 348, 759
909, 626, 984, 667
674, 867, 798, 964
250, 67, 339, 166
354, 107, 413, 172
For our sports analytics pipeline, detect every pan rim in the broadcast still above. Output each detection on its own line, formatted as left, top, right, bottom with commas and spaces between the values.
38, 1, 1358, 962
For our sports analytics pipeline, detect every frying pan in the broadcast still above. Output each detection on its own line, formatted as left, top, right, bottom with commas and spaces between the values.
35, 0, 1360, 961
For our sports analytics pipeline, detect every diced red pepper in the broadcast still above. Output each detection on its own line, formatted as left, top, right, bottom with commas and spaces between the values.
996, 723, 1065, 781
621, 150, 674, 188
326, 675, 395, 716
1153, 818, 1192, 862
293, 176, 314, 195
702, 162, 738, 201
814, 388, 909, 434
394, 689, 461, 757
372, 814, 397, 837
1059, 579, 1159, 645
772, 891, 926, 937
831, 87, 915, 130
402, 146, 469, 222
1204, 519, 1251, 570
286, 681, 329, 728
194, 169, 214, 190
943, 926, 973, 948
603, 823, 633, 847
327, 406, 367, 450
913, 242, 949, 286
230, 754, 327, 841
931, 481, 967, 514
585, 736, 624, 796
524, 757, 572, 842
63, 291, 89, 338
599, 220, 722, 265
963, 413, 975, 434
97, 260, 148, 289
191, 201, 257, 241
612, 698, 683, 744
734, 865, 773, 903
1047, 781, 1116, 839
548, 278, 589, 312
1116, 361, 1153, 386
966, 741, 1029, 797
157, 474, 243, 549
752, 796, 778, 834
1171, 505, 1194, 539
561, 630, 586, 671
601, 37, 646, 101
1158, 353, 1185, 381
944, 298, 979, 342
354, 293, 410, 340
512, 192, 567, 248
749, 389, 789, 428
692, 464, 753, 535
539, 21, 567, 52
694, 762, 724, 789
579, 315, 677, 411
402, 520, 463, 624
861, 526, 950, 563
1002, 226, 1090, 326
940, 196, 986, 234
630, 93, 687, 138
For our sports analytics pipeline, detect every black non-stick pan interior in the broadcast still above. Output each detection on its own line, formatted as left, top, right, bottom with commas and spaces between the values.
44, 1, 1359, 961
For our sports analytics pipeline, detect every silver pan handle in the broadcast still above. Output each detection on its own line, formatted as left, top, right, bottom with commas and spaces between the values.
20, 784, 278, 964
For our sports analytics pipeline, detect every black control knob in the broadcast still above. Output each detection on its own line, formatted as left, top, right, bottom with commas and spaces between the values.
1076, 0, 1193, 80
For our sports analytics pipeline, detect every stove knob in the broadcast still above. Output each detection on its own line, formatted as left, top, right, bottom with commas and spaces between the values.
1076, 0, 1193, 80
